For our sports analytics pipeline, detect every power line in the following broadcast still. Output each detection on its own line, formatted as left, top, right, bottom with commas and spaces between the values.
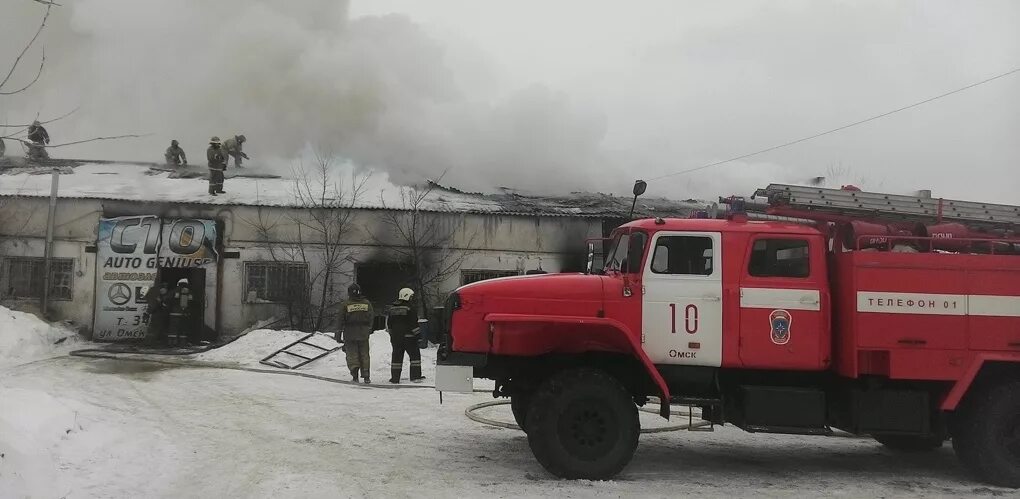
648, 65, 1020, 181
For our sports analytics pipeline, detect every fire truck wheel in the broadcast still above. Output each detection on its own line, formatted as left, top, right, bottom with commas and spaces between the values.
872, 434, 944, 452
952, 380, 1020, 488
511, 392, 532, 432
525, 368, 639, 480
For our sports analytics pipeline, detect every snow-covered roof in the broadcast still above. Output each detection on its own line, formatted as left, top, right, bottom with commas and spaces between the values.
0, 161, 702, 219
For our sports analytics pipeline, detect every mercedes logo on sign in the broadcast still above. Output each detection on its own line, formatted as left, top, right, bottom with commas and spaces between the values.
108, 283, 132, 306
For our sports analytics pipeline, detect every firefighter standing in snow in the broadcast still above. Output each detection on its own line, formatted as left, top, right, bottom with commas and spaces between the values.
165, 139, 187, 167
340, 284, 374, 383
386, 288, 423, 383
223, 134, 248, 168
207, 136, 227, 195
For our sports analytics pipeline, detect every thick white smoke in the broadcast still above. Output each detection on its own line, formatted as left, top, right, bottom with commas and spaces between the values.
0, 0, 628, 194
6, 1, 1017, 202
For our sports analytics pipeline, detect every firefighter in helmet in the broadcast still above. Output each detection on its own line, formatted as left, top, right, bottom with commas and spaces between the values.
386, 287, 423, 383
144, 281, 173, 346
27, 120, 50, 160
223, 134, 249, 168
165, 139, 187, 167
167, 278, 196, 346
207, 136, 227, 195
340, 283, 375, 383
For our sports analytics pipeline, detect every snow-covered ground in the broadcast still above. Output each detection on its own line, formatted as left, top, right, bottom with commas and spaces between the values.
193, 329, 435, 384
0, 320, 1011, 497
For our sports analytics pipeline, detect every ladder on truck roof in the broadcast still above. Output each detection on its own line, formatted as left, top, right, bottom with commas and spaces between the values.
753, 183, 1020, 231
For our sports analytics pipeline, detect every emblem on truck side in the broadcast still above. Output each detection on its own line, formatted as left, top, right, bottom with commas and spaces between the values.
769, 309, 792, 345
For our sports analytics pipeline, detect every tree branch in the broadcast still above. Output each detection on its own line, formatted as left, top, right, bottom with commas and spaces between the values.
0, 3, 52, 93
0, 105, 80, 128
7, 133, 151, 148
0, 49, 44, 96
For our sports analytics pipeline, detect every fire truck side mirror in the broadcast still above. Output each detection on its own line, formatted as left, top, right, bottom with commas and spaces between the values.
633, 180, 647, 197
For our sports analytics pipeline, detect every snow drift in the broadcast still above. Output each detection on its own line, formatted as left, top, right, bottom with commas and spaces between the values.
0, 305, 82, 368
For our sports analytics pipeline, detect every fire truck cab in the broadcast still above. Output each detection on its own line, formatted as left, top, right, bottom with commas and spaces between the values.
436, 184, 1020, 487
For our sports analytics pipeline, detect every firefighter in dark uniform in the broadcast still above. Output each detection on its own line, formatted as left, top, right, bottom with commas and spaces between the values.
340, 283, 374, 384
165, 139, 187, 167
27, 120, 50, 160
207, 136, 227, 196
386, 287, 424, 384
144, 281, 172, 346
167, 278, 196, 346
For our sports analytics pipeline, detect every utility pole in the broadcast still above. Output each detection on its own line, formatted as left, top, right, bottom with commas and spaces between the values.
41, 168, 59, 318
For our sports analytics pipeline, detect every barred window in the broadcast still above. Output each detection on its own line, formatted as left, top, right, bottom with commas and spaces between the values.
244, 262, 308, 303
3, 257, 74, 300
461, 269, 519, 286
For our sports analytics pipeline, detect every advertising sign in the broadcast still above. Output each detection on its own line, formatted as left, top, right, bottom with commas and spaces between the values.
93, 216, 218, 341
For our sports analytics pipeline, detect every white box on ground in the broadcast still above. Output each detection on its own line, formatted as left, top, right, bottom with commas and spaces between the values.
435, 364, 473, 393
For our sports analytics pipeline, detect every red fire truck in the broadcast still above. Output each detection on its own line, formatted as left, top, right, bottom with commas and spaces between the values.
435, 183, 1020, 486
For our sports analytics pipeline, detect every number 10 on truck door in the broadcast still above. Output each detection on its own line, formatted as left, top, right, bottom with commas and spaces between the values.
669, 303, 699, 334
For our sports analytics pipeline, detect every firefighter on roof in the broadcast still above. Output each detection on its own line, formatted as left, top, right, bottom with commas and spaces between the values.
164, 139, 187, 167
223, 134, 248, 168
27, 120, 50, 160
386, 287, 424, 384
340, 283, 375, 384
207, 136, 227, 196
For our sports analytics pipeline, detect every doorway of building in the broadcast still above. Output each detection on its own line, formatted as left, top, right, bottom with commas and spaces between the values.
154, 267, 208, 343
357, 262, 414, 305
356, 261, 414, 330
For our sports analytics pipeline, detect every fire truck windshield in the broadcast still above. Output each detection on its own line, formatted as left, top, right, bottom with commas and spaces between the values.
605, 230, 647, 273
604, 233, 625, 272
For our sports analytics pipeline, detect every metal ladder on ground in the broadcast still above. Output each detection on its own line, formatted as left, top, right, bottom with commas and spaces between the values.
259, 333, 340, 369
754, 183, 1020, 230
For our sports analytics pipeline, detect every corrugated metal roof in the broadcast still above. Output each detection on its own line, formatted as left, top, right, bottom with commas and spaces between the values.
0, 161, 702, 219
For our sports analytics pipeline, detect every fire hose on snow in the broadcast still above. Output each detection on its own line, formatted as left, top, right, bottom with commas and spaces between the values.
67, 349, 714, 433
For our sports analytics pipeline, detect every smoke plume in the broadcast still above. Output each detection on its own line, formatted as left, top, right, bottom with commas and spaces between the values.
0, 0, 627, 194
3, 1, 1018, 202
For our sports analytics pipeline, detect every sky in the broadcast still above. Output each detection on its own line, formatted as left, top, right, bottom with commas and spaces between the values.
1, 0, 1018, 202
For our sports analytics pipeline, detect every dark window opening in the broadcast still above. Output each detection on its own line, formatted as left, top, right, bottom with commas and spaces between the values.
650, 236, 714, 275
356, 262, 414, 310
3, 257, 74, 300
748, 239, 810, 278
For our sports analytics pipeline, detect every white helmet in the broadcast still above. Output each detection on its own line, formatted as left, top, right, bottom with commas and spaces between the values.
177, 278, 189, 286
398, 288, 414, 301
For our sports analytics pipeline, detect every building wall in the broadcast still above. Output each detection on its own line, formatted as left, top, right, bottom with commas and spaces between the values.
0, 197, 602, 337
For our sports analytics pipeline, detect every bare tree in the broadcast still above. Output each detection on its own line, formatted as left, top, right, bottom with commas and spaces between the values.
0, 2, 50, 159
0, 4, 145, 158
239, 150, 370, 331
804, 162, 878, 190
0, 2, 52, 97
371, 179, 476, 314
